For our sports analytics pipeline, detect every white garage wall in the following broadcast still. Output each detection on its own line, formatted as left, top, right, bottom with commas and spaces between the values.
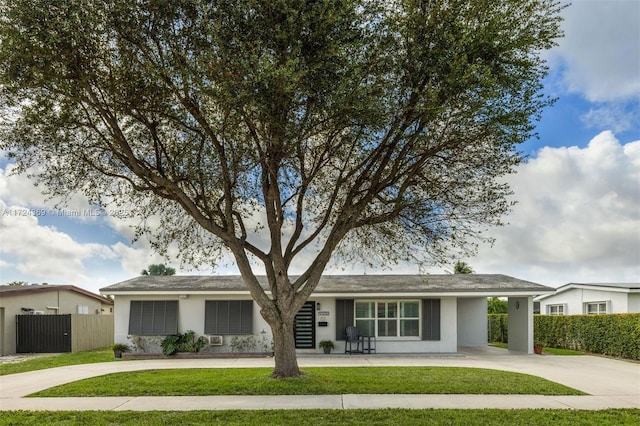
457, 297, 488, 347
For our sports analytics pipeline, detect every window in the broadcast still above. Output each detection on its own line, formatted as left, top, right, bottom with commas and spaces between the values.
128, 301, 178, 335
548, 304, 564, 315
355, 301, 375, 337
400, 301, 420, 337
586, 302, 607, 315
205, 300, 253, 335
355, 300, 420, 338
77, 305, 89, 314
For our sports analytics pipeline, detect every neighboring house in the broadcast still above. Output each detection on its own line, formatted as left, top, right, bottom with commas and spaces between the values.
0, 284, 114, 355
535, 282, 640, 315
100, 274, 553, 355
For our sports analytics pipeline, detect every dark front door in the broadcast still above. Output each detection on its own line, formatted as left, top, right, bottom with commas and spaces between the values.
294, 301, 315, 349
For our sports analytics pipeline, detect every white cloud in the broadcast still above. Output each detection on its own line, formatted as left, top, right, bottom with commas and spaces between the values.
0, 163, 95, 217
551, 1, 640, 102
110, 242, 168, 276
581, 103, 640, 134
0, 200, 116, 284
471, 131, 640, 286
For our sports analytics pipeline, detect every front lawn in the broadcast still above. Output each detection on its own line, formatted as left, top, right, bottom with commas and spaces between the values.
0, 348, 115, 376
2, 409, 639, 425
31, 367, 584, 397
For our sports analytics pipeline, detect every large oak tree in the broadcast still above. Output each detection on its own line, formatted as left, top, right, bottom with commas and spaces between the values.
0, 0, 563, 377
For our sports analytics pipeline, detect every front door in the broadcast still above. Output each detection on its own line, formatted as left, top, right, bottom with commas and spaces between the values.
294, 301, 315, 349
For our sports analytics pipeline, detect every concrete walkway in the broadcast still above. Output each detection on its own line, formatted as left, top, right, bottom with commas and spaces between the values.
1, 349, 638, 411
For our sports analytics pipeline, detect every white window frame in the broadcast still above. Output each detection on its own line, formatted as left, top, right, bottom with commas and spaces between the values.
354, 300, 421, 339
585, 301, 608, 315
548, 304, 565, 315
77, 305, 89, 314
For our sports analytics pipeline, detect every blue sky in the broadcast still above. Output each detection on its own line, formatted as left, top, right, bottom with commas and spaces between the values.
1, 1, 639, 294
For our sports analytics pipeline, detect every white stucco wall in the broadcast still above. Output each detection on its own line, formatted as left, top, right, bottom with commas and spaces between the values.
508, 296, 532, 353
114, 295, 460, 354
113, 294, 272, 351
457, 297, 488, 346
539, 288, 631, 314
628, 294, 640, 312
313, 297, 335, 352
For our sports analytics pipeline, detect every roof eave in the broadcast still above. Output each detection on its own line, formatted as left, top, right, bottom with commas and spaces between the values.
102, 289, 554, 298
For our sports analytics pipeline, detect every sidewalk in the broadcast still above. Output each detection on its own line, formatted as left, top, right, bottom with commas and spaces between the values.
1, 351, 639, 411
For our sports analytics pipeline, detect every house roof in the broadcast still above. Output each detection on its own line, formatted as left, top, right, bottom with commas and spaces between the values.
0, 284, 114, 305
535, 282, 640, 301
100, 274, 553, 297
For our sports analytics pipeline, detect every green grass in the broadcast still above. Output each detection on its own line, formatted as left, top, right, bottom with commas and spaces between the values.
1, 409, 639, 425
0, 348, 115, 376
542, 347, 584, 355
489, 342, 583, 355
31, 367, 584, 397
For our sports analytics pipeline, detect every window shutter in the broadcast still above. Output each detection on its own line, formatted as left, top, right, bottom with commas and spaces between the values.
205, 300, 253, 335
240, 300, 253, 334
204, 300, 219, 334
129, 301, 143, 335
217, 301, 230, 333
422, 299, 441, 341
163, 301, 178, 334
128, 301, 178, 335
335, 299, 354, 340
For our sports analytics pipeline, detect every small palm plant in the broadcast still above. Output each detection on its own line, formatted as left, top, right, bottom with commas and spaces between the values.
319, 340, 335, 354
111, 343, 130, 358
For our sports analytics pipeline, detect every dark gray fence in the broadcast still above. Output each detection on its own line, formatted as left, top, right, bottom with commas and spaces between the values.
16, 314, 72, 353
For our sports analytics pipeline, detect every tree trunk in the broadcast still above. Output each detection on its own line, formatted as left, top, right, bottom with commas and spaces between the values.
268, 316, 301, 378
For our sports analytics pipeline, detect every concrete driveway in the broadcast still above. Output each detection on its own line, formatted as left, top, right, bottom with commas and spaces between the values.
1, 349, 638, 411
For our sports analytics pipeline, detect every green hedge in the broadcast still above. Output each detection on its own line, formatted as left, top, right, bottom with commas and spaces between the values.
488, 313, 640, 360
488, 314, 508, 343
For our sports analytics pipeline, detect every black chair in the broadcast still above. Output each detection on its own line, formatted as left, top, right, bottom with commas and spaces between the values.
345, 325, 361, 354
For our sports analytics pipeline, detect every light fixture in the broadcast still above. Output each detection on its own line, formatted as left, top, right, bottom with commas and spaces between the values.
316, 302, 321, 310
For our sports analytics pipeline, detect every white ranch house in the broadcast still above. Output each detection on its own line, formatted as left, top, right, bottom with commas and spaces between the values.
101, 274, 553, 355
535, 282, 640, 315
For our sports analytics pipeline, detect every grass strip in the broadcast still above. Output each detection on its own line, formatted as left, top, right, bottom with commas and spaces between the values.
489, 343, 583, 356
1, 409, 639, 426
30, 367, 584, 397
0, 349, 115, 376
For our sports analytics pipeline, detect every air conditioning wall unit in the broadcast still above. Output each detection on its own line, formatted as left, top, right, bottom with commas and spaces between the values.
208, 335, 223, 346
32, 310, 45, 315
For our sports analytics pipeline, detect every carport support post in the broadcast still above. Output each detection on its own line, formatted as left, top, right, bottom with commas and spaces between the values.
507, 297, 533, 354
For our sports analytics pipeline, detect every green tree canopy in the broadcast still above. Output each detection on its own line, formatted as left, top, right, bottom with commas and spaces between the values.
488, 297, 508, 314
453, 261, 474, 274
5, 280, 29, 286
141, 264, 176, 276
0, 0, 564, 377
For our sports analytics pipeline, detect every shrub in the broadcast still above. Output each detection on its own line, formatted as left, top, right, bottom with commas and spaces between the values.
488, 314, 508, 343
161, 330, 208, 356
111, 343, 130, 352
535, 313, 640, 360
319, 340, 335, 349
488, 313, 640, 360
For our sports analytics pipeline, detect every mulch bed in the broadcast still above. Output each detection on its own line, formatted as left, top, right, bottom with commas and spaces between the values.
122, 352, 274, 359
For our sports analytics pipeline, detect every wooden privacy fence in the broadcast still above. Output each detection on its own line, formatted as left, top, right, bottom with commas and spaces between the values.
16, 314, 114, 353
